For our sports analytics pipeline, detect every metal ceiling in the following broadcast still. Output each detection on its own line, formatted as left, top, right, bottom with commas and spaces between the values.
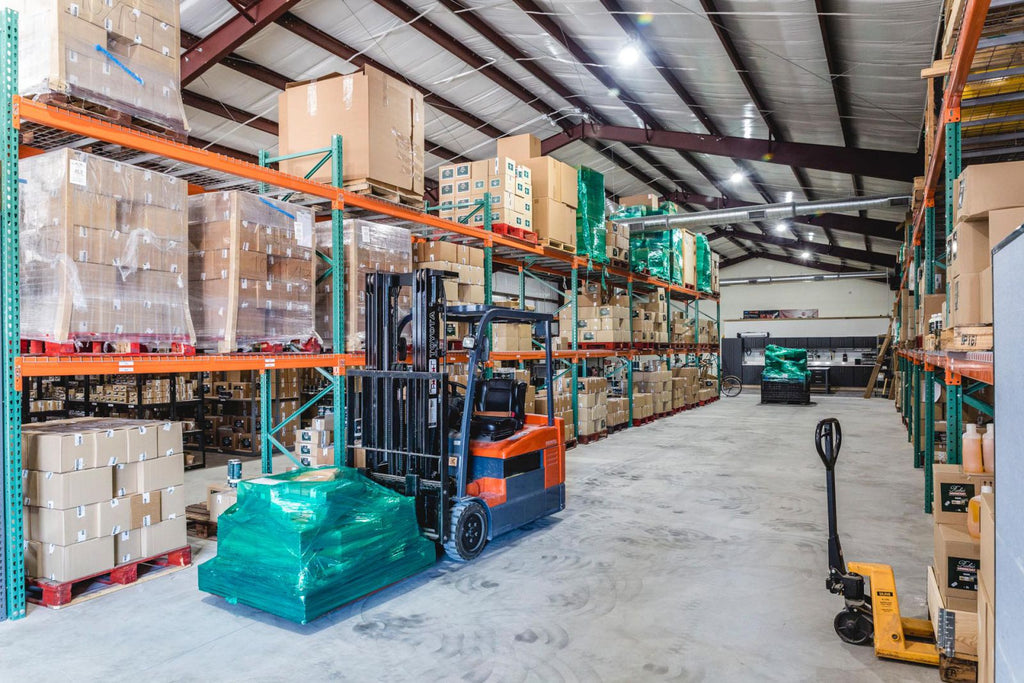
176, 0, 945, 272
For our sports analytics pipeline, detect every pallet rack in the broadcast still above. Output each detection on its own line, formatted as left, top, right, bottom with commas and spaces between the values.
894, 0, 994, 514
0, 8, 719, 621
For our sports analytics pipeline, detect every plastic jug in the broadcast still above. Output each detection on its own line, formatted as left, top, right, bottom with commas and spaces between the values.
967, 485, 992, 540
962, 423, 984, 474
982, 424, 994, 473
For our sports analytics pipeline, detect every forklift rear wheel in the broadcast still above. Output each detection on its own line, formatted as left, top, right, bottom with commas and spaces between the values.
444, 500, 489, 562
834, 609, 873, 645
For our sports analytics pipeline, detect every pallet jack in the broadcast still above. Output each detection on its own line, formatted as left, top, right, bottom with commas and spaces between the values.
346, 269, 566, 561
817, 418, 940, 666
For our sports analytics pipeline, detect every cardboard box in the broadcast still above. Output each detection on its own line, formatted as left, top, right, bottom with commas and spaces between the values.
533, 197, 576, 245
296, 428, 331, 447
113, 462, 140, 498
927, 565, 978, 657
25, 504, 98, 545
207, 486, 238, 524
88, 424, 130, 467
21, 427, 96, 472
279, 66, 425, 194
157, 422, 184, 457
96, 496, 132, 536
986, 205, 1024, 252
24, 467, 113, 509
25, 536, 114, 583
956, 161, 1024, 222
950, 271, 982, 327
934, 522, 981, 602
139, 517, 186, 557
129, 491, 161, 529
125, 422, 159, 462
933, 464, 983, 526
620, 193, 659, 210
496, 134, 541, 161
114, 529, 141, 565
136, 453, 184, 492
979, 266, 992, 325
948, 219, 990, 274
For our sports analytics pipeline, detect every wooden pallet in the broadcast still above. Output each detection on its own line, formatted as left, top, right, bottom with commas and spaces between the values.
608, 258, 629, 270
32, 93, 187, 142
631, 416, 654, 427
27, 546, 192, 609
578, 430, 607, 445
540, 238, 575, 254
564, 438, 577, 450
345, 179, 424, 209
940, 325, 993, 352
491, 223, 538, 245
607, 422, 628, 434
186, 503, 218, 540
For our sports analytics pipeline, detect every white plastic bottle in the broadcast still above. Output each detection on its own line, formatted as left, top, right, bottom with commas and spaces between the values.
982, 424, 994, 474
962, 423, 983, 474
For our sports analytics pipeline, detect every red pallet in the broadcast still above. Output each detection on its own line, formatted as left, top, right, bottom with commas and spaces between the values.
27, 545, 192, 609
491, 223, 538, 245
632, 416, 655, 427
578, 430, 607, 445
607, 422, 628, 434
654, 410, 672, 420
22, 339, 196, 356
577, 342, 631, 351
564, 439, 578, 450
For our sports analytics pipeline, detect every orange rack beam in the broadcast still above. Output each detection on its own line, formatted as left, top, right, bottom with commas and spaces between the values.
898, 349, 992, 385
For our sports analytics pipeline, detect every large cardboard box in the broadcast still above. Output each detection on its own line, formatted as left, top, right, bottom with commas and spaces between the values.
620, 193, 659, 210
208, 486, 238, 524
21, 426, 95, 472
139, 516, 186, 557
533, 197, 576, 246
97, 496, 132, 537
496, 134, 541, 161
24, 467, 113, 509
25, 536, 114, 582
933, 464, 992, 526
934, 522, 981, 603
948, 219, 990, 274
987, 205, 1024, 252
25, 505, 98, 545
278, 66, 425, 194
979, 266, 992, 325
157, 422, 184, 457
956, 160, 1024, 222
950, 271, 983, 327
136, 453, 184, 492
927, 565, 978, 657
129, 491, 161, 529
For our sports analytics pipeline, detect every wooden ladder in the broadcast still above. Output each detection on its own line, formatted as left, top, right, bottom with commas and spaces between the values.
863, 299, 900, 399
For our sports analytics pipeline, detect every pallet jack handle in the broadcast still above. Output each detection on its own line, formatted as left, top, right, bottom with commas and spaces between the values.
816, 418, 847, 587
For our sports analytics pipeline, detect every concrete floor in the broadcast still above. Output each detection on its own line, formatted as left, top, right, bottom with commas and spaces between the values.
1, 393, 938, 682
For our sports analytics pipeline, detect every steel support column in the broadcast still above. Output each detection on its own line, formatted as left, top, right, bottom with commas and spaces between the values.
924, 364, 936, 513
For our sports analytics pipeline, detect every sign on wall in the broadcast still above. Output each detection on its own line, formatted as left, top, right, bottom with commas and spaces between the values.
743, 309, 819, 320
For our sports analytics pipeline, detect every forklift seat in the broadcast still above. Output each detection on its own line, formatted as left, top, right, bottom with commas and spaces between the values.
472, 379, 527, 440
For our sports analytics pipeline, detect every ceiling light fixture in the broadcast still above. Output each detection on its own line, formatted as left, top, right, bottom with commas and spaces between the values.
801, 251, 811, 259
729, 171, 745, 184
619, 43, 640, 66
784, 191, 794, 203
774, 222, 788, 233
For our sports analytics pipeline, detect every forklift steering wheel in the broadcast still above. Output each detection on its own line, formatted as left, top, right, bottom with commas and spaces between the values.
448, 380, 466, 399
815, 418, 842, 471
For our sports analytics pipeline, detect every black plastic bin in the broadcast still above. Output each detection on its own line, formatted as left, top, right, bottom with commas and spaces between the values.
761, 377, 811, 405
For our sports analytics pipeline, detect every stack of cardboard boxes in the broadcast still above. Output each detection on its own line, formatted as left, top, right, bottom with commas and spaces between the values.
607, 396, 629, 428
14, 0, 188, 133
23, 418, 186, 583
698, 319, 719, 345
492, 134, 579, 249
605, 222, 630, 264
20, 149, 194, 346
413, 239, 487, 340
557, 283, 630, 345
67, 377, 198, 405
929, 458, 994, 660
631, 391, 654, 421
634, 289, 669, 344
634, 369, 672, 415
672, 367, 700, 409
576, 377, 608, 437
202, 370, 300, 451
671, 312, 694, 345
535, 377, 574, 444
492, 324, 534, 353
295, 413, 337, 467
697, 379, 719, 403
437, 157, 533, 232
278, 65, 425, 197
188, 192, 316, 352
947, 161, 1024, 329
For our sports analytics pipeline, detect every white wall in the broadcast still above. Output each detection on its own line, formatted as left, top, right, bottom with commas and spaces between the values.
720, 259, 894, 337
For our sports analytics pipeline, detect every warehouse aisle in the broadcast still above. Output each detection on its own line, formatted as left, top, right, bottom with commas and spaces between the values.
0, 394, 935, 682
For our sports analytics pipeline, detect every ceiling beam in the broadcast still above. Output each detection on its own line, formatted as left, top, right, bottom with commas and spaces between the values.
180, 0, 301, 86
181, 91, 278, 136
181, 31, 289, 90
720, 252, 759, 269
712, 229, 895, 268
541, 124, 920, 182
750, 251, 884, 276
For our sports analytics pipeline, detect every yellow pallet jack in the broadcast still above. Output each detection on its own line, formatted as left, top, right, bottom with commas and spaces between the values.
816, 418, 940, 667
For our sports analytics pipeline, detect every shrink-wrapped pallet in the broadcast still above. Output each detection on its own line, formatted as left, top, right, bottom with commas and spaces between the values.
20, 148, 193, 345
5, 0, 188, 133
188, 192, 316, 352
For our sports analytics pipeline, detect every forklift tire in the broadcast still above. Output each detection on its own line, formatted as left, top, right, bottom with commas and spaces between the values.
834, 609, 873, 645
443, 500, 489, 562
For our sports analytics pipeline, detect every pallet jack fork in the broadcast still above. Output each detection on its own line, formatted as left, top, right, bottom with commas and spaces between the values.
817, 418, 940, 667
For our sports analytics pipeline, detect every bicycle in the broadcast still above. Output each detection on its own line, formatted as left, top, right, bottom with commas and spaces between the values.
721, 374, 743, 397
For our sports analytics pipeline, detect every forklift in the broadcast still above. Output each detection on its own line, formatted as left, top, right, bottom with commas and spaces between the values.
346, 269, 566, 561
816, 418, 940, 667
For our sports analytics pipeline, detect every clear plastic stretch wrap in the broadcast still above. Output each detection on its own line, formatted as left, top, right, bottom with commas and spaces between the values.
7, 0, 188, 133
341, 219, 412, 352
197, 467, 437, 624
20, 148, 193, 345
188, 192, 316, 352
576, 166, 607, 263
670, 230, 684, 285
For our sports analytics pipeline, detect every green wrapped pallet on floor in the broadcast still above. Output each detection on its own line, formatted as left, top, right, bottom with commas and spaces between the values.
696, 232, 712, 292
762, 344, 810, 381
576, 166, 607, 263
198, 467, 436, 624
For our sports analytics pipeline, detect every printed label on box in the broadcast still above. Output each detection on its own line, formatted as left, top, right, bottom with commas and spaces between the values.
947, 556, 979, 592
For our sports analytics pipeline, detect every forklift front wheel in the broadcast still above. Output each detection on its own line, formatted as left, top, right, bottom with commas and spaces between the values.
833, 609, 873, 646
444, 500, 489, 562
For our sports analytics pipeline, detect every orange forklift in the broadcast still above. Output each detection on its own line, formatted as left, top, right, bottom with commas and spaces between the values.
346, 269, 566, 560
